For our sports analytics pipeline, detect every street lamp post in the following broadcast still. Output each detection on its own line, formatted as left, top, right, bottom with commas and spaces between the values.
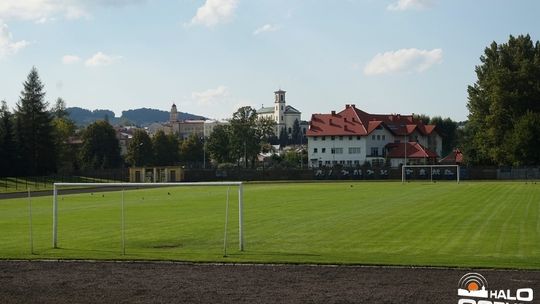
200, 136, 206, 169
203, 140, 206, 169
404, 134, 407, 166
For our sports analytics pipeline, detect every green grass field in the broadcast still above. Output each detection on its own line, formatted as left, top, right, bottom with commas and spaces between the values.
0, 181, 539, 269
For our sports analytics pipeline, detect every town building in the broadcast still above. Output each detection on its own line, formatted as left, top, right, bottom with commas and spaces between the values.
257, 90, 308, 138
306, 104, 442, 168
147, 103, 228, 140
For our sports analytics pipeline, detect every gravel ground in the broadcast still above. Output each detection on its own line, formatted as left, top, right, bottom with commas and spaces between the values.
0, 261, 539, 304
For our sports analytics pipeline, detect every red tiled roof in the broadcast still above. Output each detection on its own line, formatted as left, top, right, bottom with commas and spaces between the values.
440, 148, 463, 164
306, 104, 438, 137
386, 142, 439, 158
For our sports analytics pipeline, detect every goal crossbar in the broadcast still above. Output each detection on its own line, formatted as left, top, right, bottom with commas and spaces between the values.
52, 181, 244, 252
401, 165, 460, 184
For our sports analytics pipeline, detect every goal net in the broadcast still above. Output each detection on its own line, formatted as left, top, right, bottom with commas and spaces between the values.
52, 182, 244, 257
401, 165, 460, 183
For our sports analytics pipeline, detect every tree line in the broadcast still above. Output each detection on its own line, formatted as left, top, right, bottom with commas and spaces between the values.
2, 34, 539, 177
0, 67, 293, 176
0, 67, 121, 176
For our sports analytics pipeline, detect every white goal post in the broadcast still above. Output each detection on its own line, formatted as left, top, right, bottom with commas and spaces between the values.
52, 181, 244, 253
401, 165, 460, 184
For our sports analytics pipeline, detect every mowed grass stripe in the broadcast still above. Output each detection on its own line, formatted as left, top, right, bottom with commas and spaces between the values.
0, 182, 538, 269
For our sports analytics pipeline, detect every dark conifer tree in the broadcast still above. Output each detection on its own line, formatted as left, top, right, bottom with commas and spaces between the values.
14, 67, 56, 175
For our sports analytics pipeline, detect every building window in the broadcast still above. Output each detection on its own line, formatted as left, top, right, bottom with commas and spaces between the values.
281, 116, 283, 121
348, 147, 361, 154
354, 160, 360, 165
372, 135, 375, 140
313, 136, 318, 141
288, 127, 292, 134
377, 135, 380, 140
339, 136, 343, 140
322, 136, 326, 141
339, 160, 345, 164
346, 160, 353, 166
331, 136, 335, 140
370, 147, 379, 156
349, 136, 353, 140
356, 136, 361, 140
322, 148, 326, 153
382, 135, 386, 140
313, 148, 318, 153
325, 160, 330, 165
331, 148, 343, 154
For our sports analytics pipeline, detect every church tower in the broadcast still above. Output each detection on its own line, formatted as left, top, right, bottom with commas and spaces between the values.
274, 89, 286, 125
170, 103, 178, 123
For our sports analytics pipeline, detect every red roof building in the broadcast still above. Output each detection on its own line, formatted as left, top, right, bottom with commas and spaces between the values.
307, 105, 442, 168
439, 148, 464, 165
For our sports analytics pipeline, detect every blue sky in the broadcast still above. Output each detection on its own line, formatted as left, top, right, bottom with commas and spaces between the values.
0, 0, 538, 121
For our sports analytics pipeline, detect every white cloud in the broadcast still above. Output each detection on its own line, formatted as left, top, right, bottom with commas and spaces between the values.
189, 0, 238, 27
192, 85, 229, 105
62, 54, 80, 64
387, 0, 432, 11
84, 51, 122, 67
0, 0, 145, 22
0, 1, 87, 22
253, 24, 279, 35
364, 48, 442, 75
0, 21, 29, 58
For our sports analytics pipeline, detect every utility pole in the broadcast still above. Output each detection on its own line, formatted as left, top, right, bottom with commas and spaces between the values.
203, 137, 206, 169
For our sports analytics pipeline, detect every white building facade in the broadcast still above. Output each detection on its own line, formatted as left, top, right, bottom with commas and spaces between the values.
257, 90, 306, 137
307, 104, 442, 168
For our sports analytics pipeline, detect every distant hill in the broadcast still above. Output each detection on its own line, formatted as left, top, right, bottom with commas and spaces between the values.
67, 107, 206, 126
67, 107, 118, 125
121, 108, 205, 126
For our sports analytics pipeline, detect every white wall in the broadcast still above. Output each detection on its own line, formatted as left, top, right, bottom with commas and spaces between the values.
365, 127, 394, 157
308, 135, 367, 167
284, 113, 301, 135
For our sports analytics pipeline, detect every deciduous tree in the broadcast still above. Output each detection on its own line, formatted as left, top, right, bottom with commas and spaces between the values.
79, 120, 122, 169
206, 124, 232, 164
466, 34, 540, 165
230, 106, 259, 167
126, 129, 153, 166
153, 130, 179, 166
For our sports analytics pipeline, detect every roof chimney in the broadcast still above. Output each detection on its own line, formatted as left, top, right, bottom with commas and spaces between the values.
351, 104, 356, 108
345, 104, 350, 108
331, 110, 336, 115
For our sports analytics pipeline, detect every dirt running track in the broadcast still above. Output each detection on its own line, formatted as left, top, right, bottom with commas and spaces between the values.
1, 261, 539, 304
